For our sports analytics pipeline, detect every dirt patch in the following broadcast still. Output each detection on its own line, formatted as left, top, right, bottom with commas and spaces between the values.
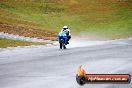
0, 22, 58, 41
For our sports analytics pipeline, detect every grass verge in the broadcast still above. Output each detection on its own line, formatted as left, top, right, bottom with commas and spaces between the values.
0, 0, 132, 39
0, 38, 50, 48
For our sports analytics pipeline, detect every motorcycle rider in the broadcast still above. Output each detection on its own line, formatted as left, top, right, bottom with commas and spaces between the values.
61, 26, 71, 44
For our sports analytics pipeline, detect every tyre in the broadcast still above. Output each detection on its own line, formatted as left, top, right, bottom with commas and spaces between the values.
59, 39, 66, 49
76, 75, 86, 85
60, 43, 62, 49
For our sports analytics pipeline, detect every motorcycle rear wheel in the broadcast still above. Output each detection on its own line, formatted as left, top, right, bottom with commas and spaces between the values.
60, 43, 66, 49
60, 43, 62, 49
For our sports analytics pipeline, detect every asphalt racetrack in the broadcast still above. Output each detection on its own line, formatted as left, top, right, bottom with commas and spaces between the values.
0, 38, 132, 88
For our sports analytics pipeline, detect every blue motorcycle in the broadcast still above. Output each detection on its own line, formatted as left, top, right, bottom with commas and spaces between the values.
58, 32, 68, 49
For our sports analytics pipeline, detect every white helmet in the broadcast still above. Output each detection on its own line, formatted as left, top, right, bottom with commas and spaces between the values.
63, 26, 68, 29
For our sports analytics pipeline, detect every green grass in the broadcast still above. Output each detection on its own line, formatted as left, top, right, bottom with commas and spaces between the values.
0, 0, 132, 39
0, 38, 49, 48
